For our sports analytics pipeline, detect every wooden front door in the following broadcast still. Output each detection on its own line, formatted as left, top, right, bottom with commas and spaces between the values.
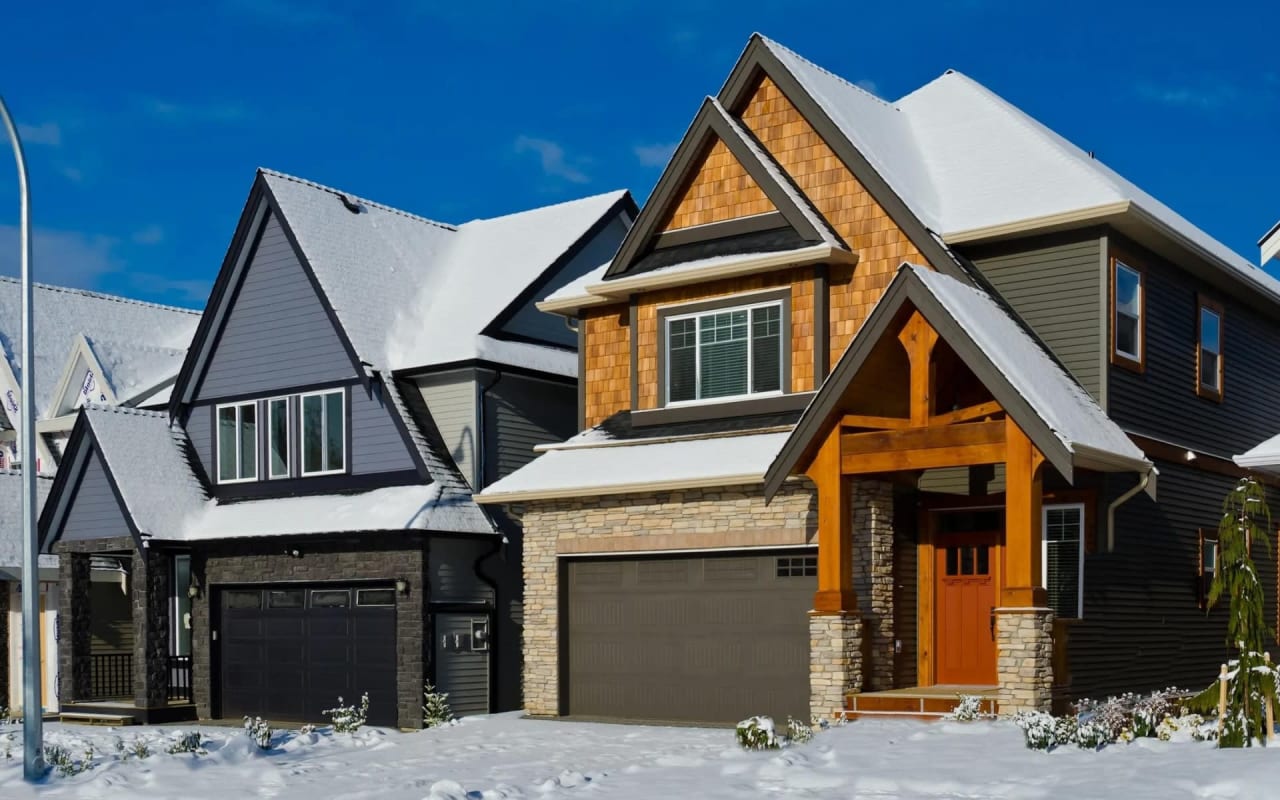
935, 532, 998, 684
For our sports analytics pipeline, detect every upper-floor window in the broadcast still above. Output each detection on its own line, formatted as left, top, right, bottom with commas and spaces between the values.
666, 300, 783, 404
1196, 296, 1224, 401
1043, 503, 1085, 619
217, 401, 257, 483
301, 389, 345, 476
1111, 260, 1144, 369
267, 396, 291, 479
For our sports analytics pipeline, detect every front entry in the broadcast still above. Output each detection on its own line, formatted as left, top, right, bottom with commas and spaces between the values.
934, 531, 998, 684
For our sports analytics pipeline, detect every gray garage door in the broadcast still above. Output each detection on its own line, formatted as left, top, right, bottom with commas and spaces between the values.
566, 550, 816, 724
218, 585, 397, 727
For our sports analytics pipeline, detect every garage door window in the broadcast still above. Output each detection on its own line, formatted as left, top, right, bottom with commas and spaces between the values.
776, 556, 817, 577
310, 589, 350, 608
356, 589, 396, 607
268, 589, 304, 609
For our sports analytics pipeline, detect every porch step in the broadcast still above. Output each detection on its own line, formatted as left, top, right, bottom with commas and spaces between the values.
842, 690, 998, 721
59, 711, 138, 726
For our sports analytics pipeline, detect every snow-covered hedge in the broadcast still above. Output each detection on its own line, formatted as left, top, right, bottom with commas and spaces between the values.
1014, 689, 1214, 752
243, 717, 273, 750
324, 693, 370, 734
735, 716, 816, 750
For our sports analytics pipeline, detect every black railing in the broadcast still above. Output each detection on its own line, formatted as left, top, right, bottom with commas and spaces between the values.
167, 656, 193, 703
89, 653, 133, 700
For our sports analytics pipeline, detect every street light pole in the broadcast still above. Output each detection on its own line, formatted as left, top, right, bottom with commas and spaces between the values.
0, 95, 43, 780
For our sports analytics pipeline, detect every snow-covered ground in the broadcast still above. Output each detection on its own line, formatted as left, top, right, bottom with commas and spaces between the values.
2, 713, 1280, 799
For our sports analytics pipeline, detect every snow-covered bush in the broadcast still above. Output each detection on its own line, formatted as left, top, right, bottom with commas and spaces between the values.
1155, 711, 1214, 742
323, 693, 370, 734
1014, 711, 1064, 751
166, 731, 204, 755
129, 738, 151, 759
1075, 719, 1113, 750
423, 682, 455, 728
948, 694, 989, 722
44, 744, 92, 777
736, 716, 781, 750
243, 716, 273, 750
785, 717, 814, 745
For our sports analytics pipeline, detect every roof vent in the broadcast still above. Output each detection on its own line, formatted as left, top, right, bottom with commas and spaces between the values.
338, 193, 364, 214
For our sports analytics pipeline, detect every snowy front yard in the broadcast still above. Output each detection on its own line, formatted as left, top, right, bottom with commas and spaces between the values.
2, 713, 1280, 799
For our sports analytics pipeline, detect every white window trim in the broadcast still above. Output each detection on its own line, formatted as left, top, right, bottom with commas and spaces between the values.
299, 388, 346, 477
215, 400, 258, 484
664, 299, 785, 407
1114, 262, 1142, 362
266, 395, 292, 480
1042, 502, 1085, 619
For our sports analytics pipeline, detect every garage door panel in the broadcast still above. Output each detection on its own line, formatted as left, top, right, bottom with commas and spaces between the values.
567, 550, 815, 723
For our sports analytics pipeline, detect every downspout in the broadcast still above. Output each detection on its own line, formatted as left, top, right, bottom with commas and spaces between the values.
474, 365, 507, 712
1106, 468, 1154, 552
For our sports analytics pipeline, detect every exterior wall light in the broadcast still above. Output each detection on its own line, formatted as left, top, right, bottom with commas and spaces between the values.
395, 579, 409, 595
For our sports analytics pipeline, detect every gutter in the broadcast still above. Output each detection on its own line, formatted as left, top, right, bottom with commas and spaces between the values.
474, 472, 768, 505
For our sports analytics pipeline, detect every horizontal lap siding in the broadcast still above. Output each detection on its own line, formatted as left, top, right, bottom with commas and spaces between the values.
484, 374, 576, 486
196, 212, 355, 401
1107, 236, 1280, 456
59, 450, 132, 544
350, 381, 417, 475
966, 233, 1102, 402
1066, 461, 1276, 701
429, 537, 495, 604
418, 374, 478, 489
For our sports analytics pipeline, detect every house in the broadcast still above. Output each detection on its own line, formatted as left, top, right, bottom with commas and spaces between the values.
476, 34, 1280, 724
0, 280, 199, 715
39, 168, 634, 728
1262, 220, 1280, 267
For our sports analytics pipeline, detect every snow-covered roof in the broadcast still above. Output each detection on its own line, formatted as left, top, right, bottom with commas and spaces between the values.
0, 469, 54, 569
476, 430, 791, 503
46, 395, 495, 544
1262, 219, 1280, 266
260, 169, 626, 374
755, 36, 1280, 304
86, 338, 187, 405
1233, 433, 1280, 474
0, 277, 200, 417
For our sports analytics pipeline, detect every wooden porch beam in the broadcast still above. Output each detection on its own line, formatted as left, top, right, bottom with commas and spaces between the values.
1002, 416, 1047, 608
842, 442, 1007, 475
840, 413, 913, 430
928, 400, 1004, 427
841, 419, 1005, 456
897, 311, 940, 426
806, 425, 856, 613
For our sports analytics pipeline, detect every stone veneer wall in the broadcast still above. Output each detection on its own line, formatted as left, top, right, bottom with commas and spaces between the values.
996, 608, 1054, 713
521, 482, 818, 716
133, 548, 170, 709
809, 612, 862, 721
850, 480, 895, 691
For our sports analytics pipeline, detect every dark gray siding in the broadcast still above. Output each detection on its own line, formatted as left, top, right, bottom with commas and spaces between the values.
59, 451, 132, 544
186, 403, 212, 480
429, 537, 494, 604
195, 211, 356, 401
1107, 235, 1280, 457
89, 581, 133, 655
964, 231, 1103, 402
417, 373, 477, 490
500, 214, 630, 347
482, 373, 577, 487
350, 381, 417, 476
1065, 461, 1277, 702
434, 612, 490, 716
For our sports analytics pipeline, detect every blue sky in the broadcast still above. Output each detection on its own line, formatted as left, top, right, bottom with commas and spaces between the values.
0, 1, 1276, 308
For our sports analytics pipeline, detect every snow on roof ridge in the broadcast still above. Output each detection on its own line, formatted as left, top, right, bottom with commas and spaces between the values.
460, 188, 628, 227
258, 168, 459, 231
82, 403, 168, 420
757, 35, 898, 110
0, 275, 201, 315
85, 336, 186, 355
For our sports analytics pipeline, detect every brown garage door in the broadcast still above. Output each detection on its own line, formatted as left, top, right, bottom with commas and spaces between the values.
566, 549, 816, 724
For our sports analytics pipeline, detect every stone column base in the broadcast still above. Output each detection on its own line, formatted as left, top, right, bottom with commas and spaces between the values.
809, 611, 863, 722
995, 607, 1054, 714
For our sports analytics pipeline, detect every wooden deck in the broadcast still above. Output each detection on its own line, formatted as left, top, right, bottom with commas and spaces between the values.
843, 686, 999, 721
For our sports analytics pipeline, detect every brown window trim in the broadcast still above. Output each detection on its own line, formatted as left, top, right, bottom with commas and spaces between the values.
1197, 528, 1217, 610
1195, 294, 1224, 403
1109, 255, 1145, 373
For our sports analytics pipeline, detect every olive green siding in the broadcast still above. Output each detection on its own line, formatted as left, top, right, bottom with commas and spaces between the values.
963, 231, 1103, 403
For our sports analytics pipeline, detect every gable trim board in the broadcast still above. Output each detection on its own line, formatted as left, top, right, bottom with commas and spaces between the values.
605, 96, 848, 280
761, 264, 1153, 500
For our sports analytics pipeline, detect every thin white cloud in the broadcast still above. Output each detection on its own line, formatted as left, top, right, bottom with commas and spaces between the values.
633, 141, 678, 169
514, 136, 590, 184
126, 273, 212, 303
132, 224, 165, 246
59, 165, 84, 183
16, 122, 61, 147
0, 226, 119, 288
142, 98, 248, 124
1135, 81, 1240, 110
855, 79, 879, 95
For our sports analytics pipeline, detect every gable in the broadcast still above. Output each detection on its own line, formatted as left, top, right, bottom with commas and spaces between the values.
194, 208, 357, 401
51, 341, 112, 418
659, 138, 777, 232
53, 444, 135, 547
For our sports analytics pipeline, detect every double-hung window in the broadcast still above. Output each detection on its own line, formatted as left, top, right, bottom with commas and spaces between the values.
216, 401, 257, 483
1042, 503, 1085, 619
1112, 261, 1143, 367
300, 389, 345, 476
1197, 296, 1224, 400
666, 301, 783, 404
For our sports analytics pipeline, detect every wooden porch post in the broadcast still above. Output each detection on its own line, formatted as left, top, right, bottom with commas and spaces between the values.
1002, 417, 1047, 607
808, 425, 855, 613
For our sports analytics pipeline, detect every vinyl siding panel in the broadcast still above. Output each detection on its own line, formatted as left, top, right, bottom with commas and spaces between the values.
482, 374, 576, 487
500, 214, 630, 347
89, 581, 132, 655
1064, 461, 1277, 702
429, 537, 494, 604
434, 612, 490, 716
965, 232, 1103, 402
59, 450, 133, 544
186, 403, 212, 481
417, 373, 478, 490
196, 211, 356, 401
1107, 236, 1280, 456
349, 381, 417, 475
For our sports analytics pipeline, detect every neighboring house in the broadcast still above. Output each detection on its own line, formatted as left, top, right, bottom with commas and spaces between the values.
1262, 219, 1280, 266
477, 34, 1280, 724
39, 168, 634, 727
0, 281, 199, 716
